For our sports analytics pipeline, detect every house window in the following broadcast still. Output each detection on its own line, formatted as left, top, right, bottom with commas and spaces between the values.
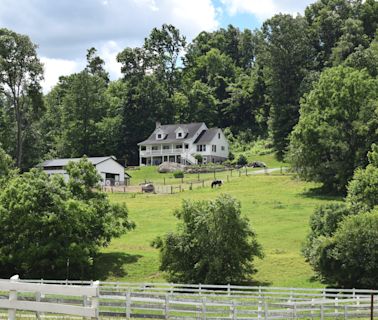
157, 134, 162, 139
176, 144, 182, 149
221, 146, 225, 151
218, 133, 220, 139
163, 145, 170, 150
141, 146, 146, 151
152, 146, 158, 151
185, 144, 189, 149
212, 145, 217, 152
197, 145, 206, 152
178, 132, 182, 137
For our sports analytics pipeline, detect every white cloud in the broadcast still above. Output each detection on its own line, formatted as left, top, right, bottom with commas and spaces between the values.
98, 41, 123, 80
221, 0, 314, 20
0, 0, 219, 92
40, 57, 82, 94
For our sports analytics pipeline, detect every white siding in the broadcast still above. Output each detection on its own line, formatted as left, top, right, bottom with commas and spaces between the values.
96, 159, 125, 182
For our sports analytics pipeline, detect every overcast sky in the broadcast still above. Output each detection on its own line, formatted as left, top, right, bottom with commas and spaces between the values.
0, 0, 314, 93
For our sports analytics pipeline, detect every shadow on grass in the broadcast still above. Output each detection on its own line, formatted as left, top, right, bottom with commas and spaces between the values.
300, 186, 342, 201
92, 252, 142, 280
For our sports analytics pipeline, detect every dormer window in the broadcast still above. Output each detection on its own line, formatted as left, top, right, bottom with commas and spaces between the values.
175, 126, 187, 139
156, 128, 165, 140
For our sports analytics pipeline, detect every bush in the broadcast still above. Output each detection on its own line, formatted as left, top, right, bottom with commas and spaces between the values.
173, 170, 184, 178
0, 158, 135, 279
237, 154, 248, 166
228, 151, 235, 161
302, 203, 351, 275
324, 210, 378, 288
194, 154, 203, 164
152, 194, 263, 284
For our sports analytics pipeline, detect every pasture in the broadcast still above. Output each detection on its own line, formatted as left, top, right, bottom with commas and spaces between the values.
100, 162, 341, 288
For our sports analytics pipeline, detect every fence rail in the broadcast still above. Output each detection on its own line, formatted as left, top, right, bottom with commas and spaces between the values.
1, 280, 375, 319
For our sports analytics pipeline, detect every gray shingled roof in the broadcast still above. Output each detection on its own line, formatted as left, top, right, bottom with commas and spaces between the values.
138, 123, 204, 145
38, 156, 117, 168
194, 128, 219, 144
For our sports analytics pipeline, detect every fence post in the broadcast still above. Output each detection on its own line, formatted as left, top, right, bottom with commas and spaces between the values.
320, 304, 324, 320
213, 170, 216, 179
36, 291, 42, 320
257, 299, 262, 319
202, 297, 207, 320
344, 305, 348, 319
202, 180, 205, 188
264, 302, 268, 320
227, 283, 231, 297
245, 166, 248, 176
8, 274, 19, 320
165, 294, 169, 319
232, 301, 237, 320
92, 280, 100, 319
126, 288, 131, 320
164, 177, 166, 185
171, 185, 173, 194
190, 182, 192, 190
239, 170, 241, 177
179, 185, 182, 192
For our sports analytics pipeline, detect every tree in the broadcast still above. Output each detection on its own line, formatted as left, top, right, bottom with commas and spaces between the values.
144, 24, 186, 97
85, 47, 109, 83
152, 194, 263, 284
50, 71, 109, 157
0, 158, 134, 279
0, 28, 44, 168
237, 154, 248, 166
346, 144, 378, 213
302, 203, 351, 275
289, 66, 378, 193
258, 14, 314, 159
0, 146, 15, 186
322, 209, 378, 288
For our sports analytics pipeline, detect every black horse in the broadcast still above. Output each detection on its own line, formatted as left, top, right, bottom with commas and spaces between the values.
211, 180, 223, 188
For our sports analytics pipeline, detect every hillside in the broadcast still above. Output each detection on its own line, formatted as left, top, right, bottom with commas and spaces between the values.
100, 165, 340, 287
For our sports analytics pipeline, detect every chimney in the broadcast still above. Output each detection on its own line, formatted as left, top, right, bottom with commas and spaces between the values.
156, 121, 161, 128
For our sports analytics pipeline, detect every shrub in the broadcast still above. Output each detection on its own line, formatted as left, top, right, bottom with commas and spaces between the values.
173, 170, 184, 178
152, 194, 263, 284
194, 154, 203, 164
228, 151, 235, 161
237, 154, 248, 166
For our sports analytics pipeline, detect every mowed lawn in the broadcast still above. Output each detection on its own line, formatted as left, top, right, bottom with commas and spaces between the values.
102, 169, 340, 288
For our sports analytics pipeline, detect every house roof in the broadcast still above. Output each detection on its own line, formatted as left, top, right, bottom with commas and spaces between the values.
194, 128, 219, 144
138, 122, 205, 145
38, 156, 119, 168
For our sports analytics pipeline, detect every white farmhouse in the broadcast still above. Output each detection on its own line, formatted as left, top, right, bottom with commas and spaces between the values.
38, 156, 129, 186
138, 122, 229, 165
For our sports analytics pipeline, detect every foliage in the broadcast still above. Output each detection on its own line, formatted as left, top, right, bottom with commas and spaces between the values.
237, 154, 248, 166
0, 28, 44, 169
228, 151, 235, 161
0, 158, 134, 279
0, 147, 15, 186
194, 154, 203, 164
152, 194, 263, 284
320, 210, 378, 288
173, 170, 184, 179
289, 66, 378, 193
302, 203, 351, 275
346, 144, 378, 213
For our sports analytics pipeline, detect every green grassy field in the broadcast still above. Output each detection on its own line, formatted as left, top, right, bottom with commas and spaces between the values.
98, 161, 340, 288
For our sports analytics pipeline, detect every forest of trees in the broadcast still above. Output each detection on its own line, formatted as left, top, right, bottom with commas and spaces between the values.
1, 0, 378, 193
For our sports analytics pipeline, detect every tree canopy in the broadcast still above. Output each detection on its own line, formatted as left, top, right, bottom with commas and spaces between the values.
0, 158, 134, 279
152, 194, 263, 284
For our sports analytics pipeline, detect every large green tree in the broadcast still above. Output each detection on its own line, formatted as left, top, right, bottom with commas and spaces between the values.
258, 14, 313, 159
289, 66, 378, 193
0, 28, 44, 169
153, 194, 263, 284
0, 158, 134, 279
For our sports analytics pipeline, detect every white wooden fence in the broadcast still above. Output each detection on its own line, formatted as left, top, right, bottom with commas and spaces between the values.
0, 275, 99, 319
4, 280, 376, 319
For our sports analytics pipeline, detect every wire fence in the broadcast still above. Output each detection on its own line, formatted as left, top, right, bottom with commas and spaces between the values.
102, 167, 285, 194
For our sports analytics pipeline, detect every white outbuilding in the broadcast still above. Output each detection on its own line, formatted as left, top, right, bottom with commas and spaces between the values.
38, 156, 129, 186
